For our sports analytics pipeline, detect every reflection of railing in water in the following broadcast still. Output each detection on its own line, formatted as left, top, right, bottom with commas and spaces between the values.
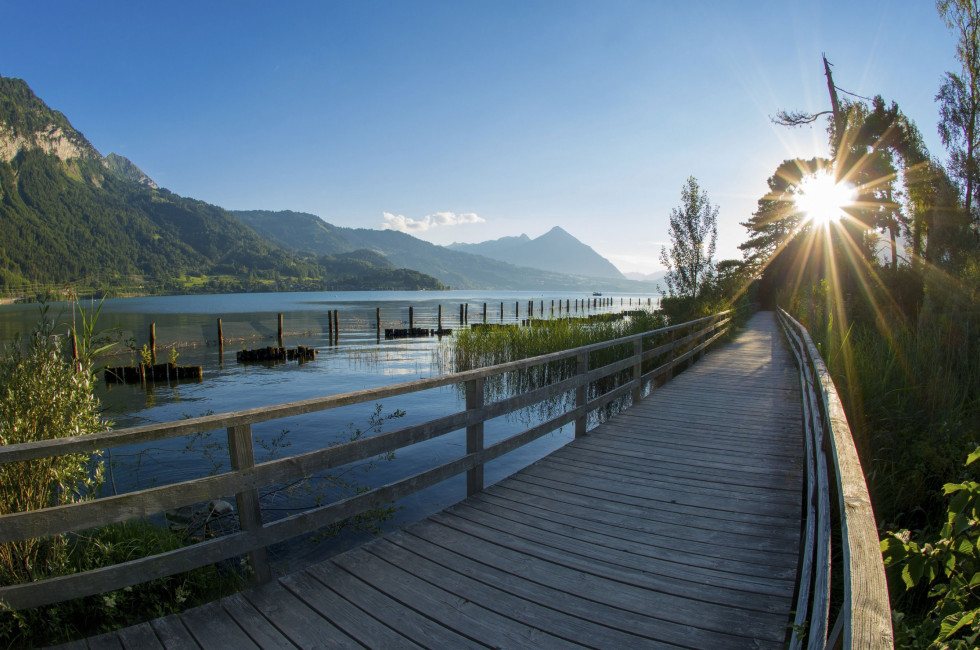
0, 308, 710, 611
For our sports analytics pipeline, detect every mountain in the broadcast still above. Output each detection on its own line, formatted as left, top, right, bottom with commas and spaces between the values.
447, 226, 625, 280
624, 270, 668, 284
0, 77, 443, 296
234, 210, 658, 291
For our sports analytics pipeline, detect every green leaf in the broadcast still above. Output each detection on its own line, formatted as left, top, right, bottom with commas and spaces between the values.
881, 536, 909, 564
941, 610, 978, 640
967, 447, 980, 466
903, 555, 926, 589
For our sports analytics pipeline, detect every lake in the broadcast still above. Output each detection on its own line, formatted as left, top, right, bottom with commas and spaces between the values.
0, 290, 659, 571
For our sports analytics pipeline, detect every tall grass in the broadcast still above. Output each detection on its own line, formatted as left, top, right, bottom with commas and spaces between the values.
436, 311, 669, 423
786, 278, 980, 531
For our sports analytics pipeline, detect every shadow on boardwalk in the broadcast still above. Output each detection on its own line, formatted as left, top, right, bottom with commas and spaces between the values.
72, 312, 802, 649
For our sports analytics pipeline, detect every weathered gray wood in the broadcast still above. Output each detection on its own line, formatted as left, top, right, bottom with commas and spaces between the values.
465, 376, 484, 496
148, 614, 199, 649
332, 546, 586, 648
777, 308, 893, 649
112, 622, 163, 650
574, 350, 588, 437
280, 569, 420, 649
219, 592, 298, 649
227, 423, 270, 585
306, 562, 484, 649
84, 631, 126, 650
179, 600, 259, 649
242, 581, 359, 648
367, 536, 651, 647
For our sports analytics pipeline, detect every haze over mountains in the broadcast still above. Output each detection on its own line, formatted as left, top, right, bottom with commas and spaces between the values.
0, 76, 657, 296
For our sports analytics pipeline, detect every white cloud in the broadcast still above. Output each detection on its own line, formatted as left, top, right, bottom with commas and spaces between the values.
381, 211, 485, 233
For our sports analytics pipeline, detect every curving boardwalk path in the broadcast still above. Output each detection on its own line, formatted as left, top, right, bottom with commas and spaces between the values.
73, 312, 802, 649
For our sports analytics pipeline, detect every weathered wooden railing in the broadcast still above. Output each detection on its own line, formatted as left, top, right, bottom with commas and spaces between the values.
0, 311, 731, 611
776, 308, 893, 649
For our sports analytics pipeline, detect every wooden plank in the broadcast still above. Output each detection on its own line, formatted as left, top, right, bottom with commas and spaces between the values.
447, 499, 795, 599
522, 460, 801, 520
179, 600, 260, 650
331, 547, 582, 648
149, 614, 200, 649
114, 622, 164, 650
279, 569, 420, 649
430, 508, 792, 615
242, 581, 360, 648
219, 593, 299, 649
386, 528, 729, 648
84, 631, 125, 650
406, 518, 784, 648
509, 471, 800, 533
486, 479, 799, 559
305, 562, 485, 649
470, 489, 798, 580
366, 536, 654, 648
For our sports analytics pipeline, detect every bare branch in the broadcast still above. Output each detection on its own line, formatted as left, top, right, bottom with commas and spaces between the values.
771, 110, 833, 127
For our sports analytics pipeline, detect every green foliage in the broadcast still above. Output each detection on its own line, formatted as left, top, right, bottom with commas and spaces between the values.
0, 310, 106, 583
659, 176, 718, 300
0, 521, 243, 647
882, 448, 980, 648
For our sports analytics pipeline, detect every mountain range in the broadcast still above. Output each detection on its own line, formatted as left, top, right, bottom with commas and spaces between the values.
447, 227, 624, 280
0, 76, 656, 297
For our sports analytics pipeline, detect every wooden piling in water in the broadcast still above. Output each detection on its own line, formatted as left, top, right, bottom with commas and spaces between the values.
217, 318, 224, 353
333, 310, 339, 343
438, 305, 443, 330
277, 313, 284, 347
459, 304, 464, 325
327, 310, 333, 341
376, 307, 382, 333
409, 306, 414, 330
149, 323, 156, 364
500, 302, 504, 321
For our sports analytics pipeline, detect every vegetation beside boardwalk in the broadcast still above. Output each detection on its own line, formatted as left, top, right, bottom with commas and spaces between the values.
0, 308, 246, 646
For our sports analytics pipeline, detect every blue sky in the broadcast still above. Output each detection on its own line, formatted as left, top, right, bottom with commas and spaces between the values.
0, 1, 959, 275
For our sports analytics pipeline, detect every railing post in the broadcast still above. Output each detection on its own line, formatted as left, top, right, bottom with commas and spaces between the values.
465, 376, 485, 496
575, 351, 589, 438
632, 338, 643, 403
226, 424, 271, 585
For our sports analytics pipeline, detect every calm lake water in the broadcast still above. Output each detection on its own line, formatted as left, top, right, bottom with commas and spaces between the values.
0, 290, 659, 571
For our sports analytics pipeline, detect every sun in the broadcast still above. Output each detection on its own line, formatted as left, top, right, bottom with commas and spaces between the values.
794, 171, 857, 226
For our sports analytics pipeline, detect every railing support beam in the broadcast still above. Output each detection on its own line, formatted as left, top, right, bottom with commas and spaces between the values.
465, 376, 485, 496
227, 424, 271, 585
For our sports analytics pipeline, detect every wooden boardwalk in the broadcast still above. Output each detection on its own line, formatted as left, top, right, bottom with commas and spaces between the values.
77, 312, 803, 649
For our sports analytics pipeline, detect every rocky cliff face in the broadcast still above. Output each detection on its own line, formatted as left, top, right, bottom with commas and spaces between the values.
105, 152, 158, 188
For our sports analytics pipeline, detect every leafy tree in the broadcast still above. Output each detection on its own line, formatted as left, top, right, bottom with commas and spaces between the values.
659, 176, 718, 300
937, 0, 980, 236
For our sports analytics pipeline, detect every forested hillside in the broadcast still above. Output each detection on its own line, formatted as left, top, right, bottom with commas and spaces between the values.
0, 77, 444, 297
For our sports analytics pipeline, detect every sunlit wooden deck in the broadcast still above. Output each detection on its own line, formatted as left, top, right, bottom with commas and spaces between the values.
71, 312, 803, 649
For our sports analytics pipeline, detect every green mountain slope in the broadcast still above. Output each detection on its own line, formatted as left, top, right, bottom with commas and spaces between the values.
0, 77, 444, 296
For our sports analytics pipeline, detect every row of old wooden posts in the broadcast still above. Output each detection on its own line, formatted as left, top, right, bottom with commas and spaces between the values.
104, 296, 652, 385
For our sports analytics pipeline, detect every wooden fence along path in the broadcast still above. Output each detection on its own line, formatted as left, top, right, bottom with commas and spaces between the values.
60, 312, 810, 649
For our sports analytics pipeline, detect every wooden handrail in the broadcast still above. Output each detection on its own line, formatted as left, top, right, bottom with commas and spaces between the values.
776, 308, 893, 650
0, 311, 731, 610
